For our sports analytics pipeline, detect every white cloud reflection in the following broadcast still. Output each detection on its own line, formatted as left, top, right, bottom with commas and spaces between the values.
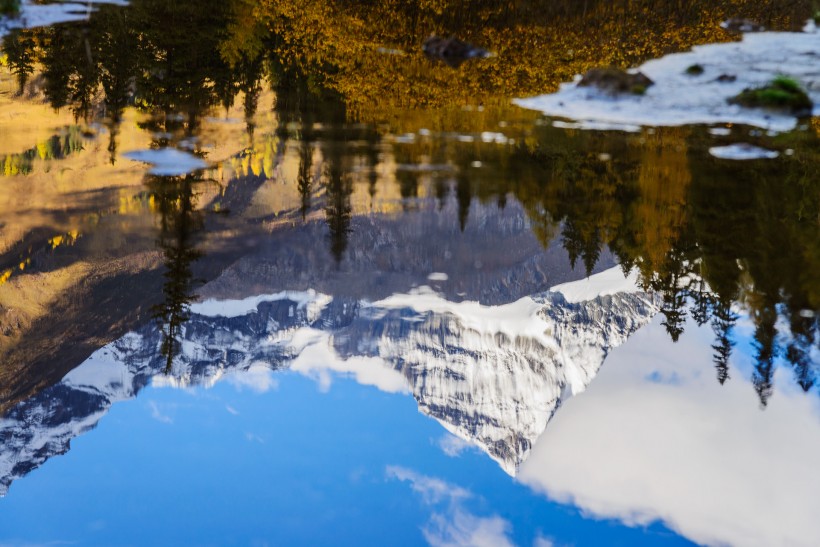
437, 434, 476, 458
387, 466, 515, 547
147, 400, 173, 424
518, 316, 820, 547
223, 364, 279, 393
424, 510, 514, 547
387, 466, 471, 505
289, 329, 409, 394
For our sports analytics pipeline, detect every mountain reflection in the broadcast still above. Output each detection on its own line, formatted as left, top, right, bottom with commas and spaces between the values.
0, 0, 817, 457
0, 2, 817, 544
0, 268, 657, 495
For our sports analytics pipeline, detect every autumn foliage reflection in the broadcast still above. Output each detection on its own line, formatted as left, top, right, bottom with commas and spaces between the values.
1, 0, 816, 404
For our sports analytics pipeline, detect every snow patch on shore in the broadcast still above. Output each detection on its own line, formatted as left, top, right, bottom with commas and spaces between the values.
709, 143, 780, 160
515, 30, 819, 133
123, 148, 209, 176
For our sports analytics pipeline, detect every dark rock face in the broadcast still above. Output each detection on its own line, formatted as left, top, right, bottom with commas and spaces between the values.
422, 35, 491, 67
201, 200, 615, 306
0, 196, 613, 415
578, 68, 654, 95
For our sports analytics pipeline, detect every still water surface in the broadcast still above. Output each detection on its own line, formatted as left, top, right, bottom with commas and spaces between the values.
0, 1, 818, 545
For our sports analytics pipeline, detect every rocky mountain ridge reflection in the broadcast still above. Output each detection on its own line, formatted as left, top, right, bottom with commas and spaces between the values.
0, 272, 658, 495
0, 0, 817, 426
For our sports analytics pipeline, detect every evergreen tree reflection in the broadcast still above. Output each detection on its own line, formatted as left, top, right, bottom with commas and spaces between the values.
507, 124, 818, 403
456, 173, 472, 232
435, 177, 450, 211
1, 0, 815, 401
752, 306, 777, 407
271, 59, 352, 260
95, 7, 140, 164
710, 298, 737, 386
148, 172, 205, 373
366, 131, 380, 207
324, 144, 353, 265
297, 131, 315, 221
2, 29, 36, 95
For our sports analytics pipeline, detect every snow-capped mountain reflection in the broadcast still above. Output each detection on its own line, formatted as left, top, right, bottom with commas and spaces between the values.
0, 268, 658, 495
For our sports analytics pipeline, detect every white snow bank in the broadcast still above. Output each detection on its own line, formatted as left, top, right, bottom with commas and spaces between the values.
190, 290, 331, 319
370, 287, 557, 350
1, 1, 128, 35
515, 29, 819, 133
550, 266, 642, 303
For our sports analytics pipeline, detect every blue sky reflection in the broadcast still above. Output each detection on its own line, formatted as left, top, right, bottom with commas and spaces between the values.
1, 271, 816, 546
0, 370, 689, 546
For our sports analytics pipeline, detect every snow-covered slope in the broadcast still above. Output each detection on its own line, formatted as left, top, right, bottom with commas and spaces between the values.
0, 269, 659, 495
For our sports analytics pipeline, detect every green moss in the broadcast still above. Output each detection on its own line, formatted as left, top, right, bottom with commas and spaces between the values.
631, 84, 647, 95
685, 64, 704, 75
0, 0, 19, 15
758, 88, 799, 105
729, 76, 813, 115
771, 76, 801, 93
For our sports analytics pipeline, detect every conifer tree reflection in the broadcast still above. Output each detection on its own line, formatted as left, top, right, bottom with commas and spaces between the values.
688, 276, 712, 327
238, 55, 265, 139
41, 26, 81, 113
271, 59, 352, 259
136, 0, 238, 131
40, 22, 101, 120
785, 305, 818, 392
297, 130, 315, 220
2, 29, 36, 95
148, 173, 205, 373
394, 147, 421, 210
366, 132, 380, 206
274, 70, 325, 220
787, 338, 815, 392
456, 173, 472, 231
324, 144, 352, 265
710, 298, 737, 385
507, 125, 818, 402
562, 220, 585, 271
651, 247, 691, 343
397, 169, 420, 205
752, 306, 777, 407
94, 7, 140, 164
434, 177, 450, 210
4, 0, 816, 401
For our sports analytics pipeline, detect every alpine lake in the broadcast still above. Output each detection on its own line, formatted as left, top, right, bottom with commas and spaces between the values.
0, 1, 818, 545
